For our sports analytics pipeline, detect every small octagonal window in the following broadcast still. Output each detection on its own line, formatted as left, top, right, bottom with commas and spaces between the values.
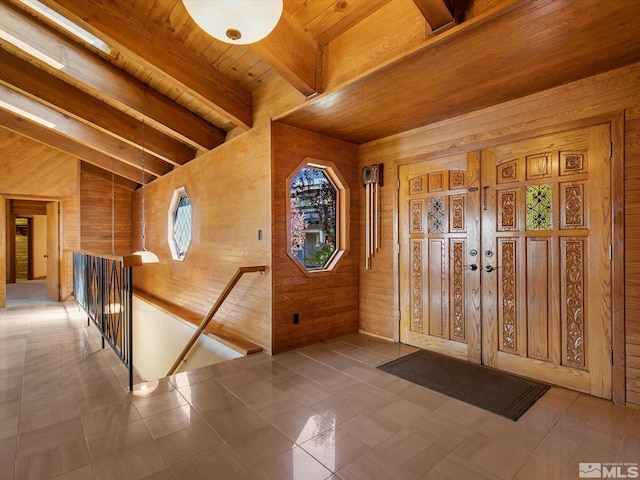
168, 187, 192, 261
288, 159, 349, 273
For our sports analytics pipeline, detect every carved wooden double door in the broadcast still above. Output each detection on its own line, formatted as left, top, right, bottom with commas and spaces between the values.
399, 125, 612, 398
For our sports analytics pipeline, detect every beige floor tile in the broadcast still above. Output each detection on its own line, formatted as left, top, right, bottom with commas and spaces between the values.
0, 400, 20, 440
615, 422, 640, 462
49, 464, 96, 480
175, 378, 227, 403
312, 393, 371, 424
14, 437, 91, 480
271, 406, 336, 444
372, 397, 431, 428
337, 381, 394, 409
397, 383, 451, 411
0, 459, 15, 480
81, 401, 142, 436
422, 452, 503, 480
252, 445, 332, 480
300, 426, 370, 472
143, 405, 204, 439
19, 396, 81, 434
168, 368, 212, 389
170, 443, 252, 480
341, 363, 387, 383
86, 419, 154, 461
283, 380, 334, 407
133, 389, 188, 419
373, 429, 449, 477
409, 412, 473, 451
2, 302, 640, 480
432, 398, 493, 429
225, 424, 295, 469
532, 432, 614, 471
513, 457, 571, 480
0, 435, 16, 463
206, 404, 270, 441
216, 368, 263, 390
339, 410, 402, 448
189, 387, 244, 419
478, 415, 548, 453
252, 392, 306, 421
337, 347, 391, 367
155, 422, 223, 465
92, 443, 167, 480
336, 450, 418, 480
453, 431, 530, 480
16, 417, 85, 459
231, 379, 287, 406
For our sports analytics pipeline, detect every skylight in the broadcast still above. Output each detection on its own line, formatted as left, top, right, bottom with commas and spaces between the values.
17, 0, 111, 54
0, 28, 64, 70
0, 99, 56, 129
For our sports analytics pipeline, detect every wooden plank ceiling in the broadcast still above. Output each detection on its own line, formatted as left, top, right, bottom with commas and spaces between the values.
1, 0, 639, 190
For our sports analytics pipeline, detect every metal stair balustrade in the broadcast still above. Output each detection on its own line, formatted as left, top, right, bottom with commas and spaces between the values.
73, 251, 142, 390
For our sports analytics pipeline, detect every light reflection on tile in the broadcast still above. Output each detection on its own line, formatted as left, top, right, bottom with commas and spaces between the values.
1, 301, 638, 480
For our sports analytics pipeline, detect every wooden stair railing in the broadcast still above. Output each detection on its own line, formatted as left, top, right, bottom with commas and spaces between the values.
166, 265, 266, 376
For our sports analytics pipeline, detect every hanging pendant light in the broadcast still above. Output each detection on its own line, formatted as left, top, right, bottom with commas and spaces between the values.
182, 0, 283, 45
133, 119, 159, 264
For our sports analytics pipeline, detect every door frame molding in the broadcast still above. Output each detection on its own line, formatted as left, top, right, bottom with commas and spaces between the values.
0, 194, 61, 308
394, 112, 626, 404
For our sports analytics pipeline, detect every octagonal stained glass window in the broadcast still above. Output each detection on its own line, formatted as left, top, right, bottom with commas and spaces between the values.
288, 159, 348, 273
168, 187, 192, 261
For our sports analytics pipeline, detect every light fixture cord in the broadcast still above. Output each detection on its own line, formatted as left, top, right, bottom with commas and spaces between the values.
141, 119, 147, 251
111, 157, 115, 255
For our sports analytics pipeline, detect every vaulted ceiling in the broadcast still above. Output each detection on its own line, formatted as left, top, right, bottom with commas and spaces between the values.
1, 0, 640, 191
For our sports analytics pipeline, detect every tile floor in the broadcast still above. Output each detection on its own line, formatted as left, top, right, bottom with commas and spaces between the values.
0, 300, 639, 480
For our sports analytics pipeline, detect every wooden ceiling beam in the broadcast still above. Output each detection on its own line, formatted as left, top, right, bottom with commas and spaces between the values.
412, 0, 455, 31
0, 1, 225, 151
0, 85, 170, 177
249, 12, 318, 97
44, 0, 253, 130
0, 49, 196, 167
0, 109, 152, 185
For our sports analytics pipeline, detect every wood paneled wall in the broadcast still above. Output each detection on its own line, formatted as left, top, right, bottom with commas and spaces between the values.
0, 130, 79, 306
625, 106, 640, 406
359, 61, 640, 406
80, 163, 132, 254
131, 125, 273, 352
271, 122, 360, 353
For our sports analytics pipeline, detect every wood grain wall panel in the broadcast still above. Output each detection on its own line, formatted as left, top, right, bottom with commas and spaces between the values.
359, 62, 640, 405
625, 106, 640, 405
80, 164, 132, 255
0, 129, 79, 304
131, 125, 273, 352
272, 122, 360, 353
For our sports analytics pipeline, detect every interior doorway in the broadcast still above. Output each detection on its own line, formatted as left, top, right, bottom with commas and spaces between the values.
4, 199, 60, 307
398, 124, 613, 399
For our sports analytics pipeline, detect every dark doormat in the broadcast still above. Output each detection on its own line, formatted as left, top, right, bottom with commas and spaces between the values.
377, 349, 550, 421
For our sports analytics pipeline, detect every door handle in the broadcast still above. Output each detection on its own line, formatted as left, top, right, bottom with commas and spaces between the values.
44, 254, 49, 258
464, 264, 478, 271
484, 265, 495, 273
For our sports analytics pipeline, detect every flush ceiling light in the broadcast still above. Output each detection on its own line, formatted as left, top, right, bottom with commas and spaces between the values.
182, 0, 283, 45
